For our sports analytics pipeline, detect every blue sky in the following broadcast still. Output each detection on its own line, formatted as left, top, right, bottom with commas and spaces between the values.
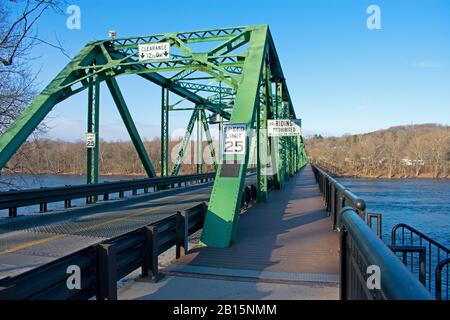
9, 0, 450, 140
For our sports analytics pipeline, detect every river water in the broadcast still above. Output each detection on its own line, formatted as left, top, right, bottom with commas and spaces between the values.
1, 174, 449, 248
338, 177, 450, 249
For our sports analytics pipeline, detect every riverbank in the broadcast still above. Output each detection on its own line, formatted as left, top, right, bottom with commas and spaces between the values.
332, 172, 450, 179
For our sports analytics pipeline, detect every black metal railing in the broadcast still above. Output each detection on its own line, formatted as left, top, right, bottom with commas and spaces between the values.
312, 164, 366, 229
312, 163, 432, 300
340, 208, 431, 300
0, 180, 258, 300
392, 223, 450, 300
0, 172, 215, 217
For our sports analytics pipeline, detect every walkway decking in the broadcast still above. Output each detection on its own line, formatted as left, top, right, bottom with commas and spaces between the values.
118, 165, 340, 300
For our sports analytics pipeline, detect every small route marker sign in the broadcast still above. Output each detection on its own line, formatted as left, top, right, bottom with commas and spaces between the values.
138, 42, 170, 61
222, 124, 247, 155
268, 119, 301, 137
86, 133, 96, 148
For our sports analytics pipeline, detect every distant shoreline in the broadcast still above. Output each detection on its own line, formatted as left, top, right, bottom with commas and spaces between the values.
0, 171, 148, 177
330, 173, 450, 180
1, 171, 449, 181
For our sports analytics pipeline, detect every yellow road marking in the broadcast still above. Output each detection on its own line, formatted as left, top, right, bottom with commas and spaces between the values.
0, 234, 63, 255
0, 193, 204, 255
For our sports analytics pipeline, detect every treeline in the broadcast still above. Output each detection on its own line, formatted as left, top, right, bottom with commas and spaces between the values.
4, 138, 215, 176
306, 124, 450, 178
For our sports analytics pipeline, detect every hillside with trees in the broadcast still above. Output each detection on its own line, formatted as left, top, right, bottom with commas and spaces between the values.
3, 138, 215, 177
306, 124, 450, 179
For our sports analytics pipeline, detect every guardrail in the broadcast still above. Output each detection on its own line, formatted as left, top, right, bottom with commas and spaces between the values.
312, 163, 432, 300
392, 223, 450, 299
0, 179, 259, 300
311, 163, 366, 230
340, 208, 432, 300
0, 172, 215, 217
0, 202, 207, 300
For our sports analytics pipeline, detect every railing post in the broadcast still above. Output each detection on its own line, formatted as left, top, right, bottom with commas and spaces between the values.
339, 227, 348, 300
8, 207, 17, 217
418, 247, 426, 286
141, 226, 162, 282
176, 210, 188, 258
367, 213, 383, 239
96, 243, 117, 300
39, 202, 47, 213
435, 258, 450, 300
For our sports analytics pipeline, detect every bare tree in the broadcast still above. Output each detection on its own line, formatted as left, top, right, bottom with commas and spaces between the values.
0, 0, 66, 187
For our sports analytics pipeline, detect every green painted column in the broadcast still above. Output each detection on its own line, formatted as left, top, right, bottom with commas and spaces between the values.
200, 25, 269, 248
196, 107, 202, 174
86, 75, 100, 189
161, 87, 169, 176
257, 61, 270, 202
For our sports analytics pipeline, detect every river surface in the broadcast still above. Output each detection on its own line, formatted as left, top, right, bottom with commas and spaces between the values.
338, 177, 450, 248
0, 174, 449, 248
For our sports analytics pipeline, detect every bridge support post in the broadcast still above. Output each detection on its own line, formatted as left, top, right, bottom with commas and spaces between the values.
195, 107, 202, 174
161, 87, 169, 177
86, 69, 100, 201
96, 244, 117, 300
256, 60, 270, 202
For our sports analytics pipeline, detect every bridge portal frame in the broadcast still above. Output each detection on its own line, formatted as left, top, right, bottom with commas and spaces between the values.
0, 24, 307, 248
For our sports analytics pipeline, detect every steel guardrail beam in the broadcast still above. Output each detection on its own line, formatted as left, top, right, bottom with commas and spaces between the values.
0, 172, 215, 214
0, 179, 258, 300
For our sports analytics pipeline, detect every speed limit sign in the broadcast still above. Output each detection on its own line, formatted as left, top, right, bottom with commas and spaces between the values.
222, 124, 247, 155
86, 133, 96, 149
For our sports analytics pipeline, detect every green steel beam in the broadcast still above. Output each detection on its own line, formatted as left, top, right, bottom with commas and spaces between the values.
196, 109, 202, 174
86, 72, 100, 185
201, 25, 269, 248
161, 87, 169, 176
200, 109, 217, 171
256, 60, 269, 202
177, 82, 236, 95
0, 44, 99, 169
208, 31, 250, 57
109, 26, 247, 51
171, 108, 198, 176
106, 78, 156, 177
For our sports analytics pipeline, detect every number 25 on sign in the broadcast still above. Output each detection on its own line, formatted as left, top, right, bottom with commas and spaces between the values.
222, 124, 247, 156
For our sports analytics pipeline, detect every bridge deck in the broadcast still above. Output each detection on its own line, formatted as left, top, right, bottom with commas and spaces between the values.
0, 182, 214, 278
119, 165, 340, 300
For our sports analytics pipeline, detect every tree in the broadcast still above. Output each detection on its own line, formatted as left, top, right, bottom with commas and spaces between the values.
0, 0, 65, 187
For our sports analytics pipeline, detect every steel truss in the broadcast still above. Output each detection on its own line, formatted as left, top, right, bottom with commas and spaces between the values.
0, 25, 307, 247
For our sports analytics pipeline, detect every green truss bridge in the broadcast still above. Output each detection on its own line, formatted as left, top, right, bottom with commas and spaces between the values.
0, 25, 441, 300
